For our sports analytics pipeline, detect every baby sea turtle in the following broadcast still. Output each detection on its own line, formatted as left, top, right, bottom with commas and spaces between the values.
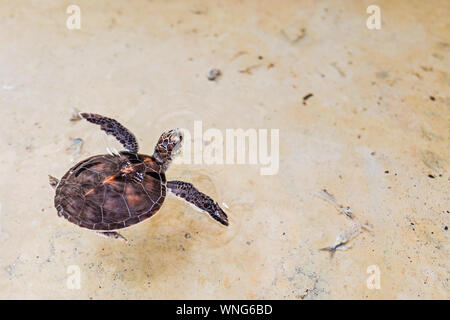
49, 113, 228, 241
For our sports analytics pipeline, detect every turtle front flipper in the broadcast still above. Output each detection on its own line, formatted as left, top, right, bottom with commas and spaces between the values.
80, 113, 139, 154
167, 180, 229, 226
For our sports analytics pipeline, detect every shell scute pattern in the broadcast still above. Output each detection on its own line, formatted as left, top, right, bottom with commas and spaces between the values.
55, 153, 166, 231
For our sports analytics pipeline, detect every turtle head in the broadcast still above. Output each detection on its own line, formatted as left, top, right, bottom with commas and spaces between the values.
153, 128, 183, 170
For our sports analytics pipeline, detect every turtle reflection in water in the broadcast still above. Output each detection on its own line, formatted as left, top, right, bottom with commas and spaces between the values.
49, 113, 228, 241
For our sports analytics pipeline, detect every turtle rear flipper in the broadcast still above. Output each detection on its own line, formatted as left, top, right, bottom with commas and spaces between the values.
48, 175, 59, 189
167, 180, 229, 226
80, 113, 139, 154
97, 231, 127, 242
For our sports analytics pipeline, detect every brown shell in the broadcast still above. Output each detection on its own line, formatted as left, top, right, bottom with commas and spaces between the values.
54, 152, 166, 231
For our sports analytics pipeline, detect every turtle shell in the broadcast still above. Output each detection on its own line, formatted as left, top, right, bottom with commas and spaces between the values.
54, 152, 166, 231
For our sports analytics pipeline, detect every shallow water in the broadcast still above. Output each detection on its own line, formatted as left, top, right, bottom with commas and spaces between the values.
0, 0, 448, 299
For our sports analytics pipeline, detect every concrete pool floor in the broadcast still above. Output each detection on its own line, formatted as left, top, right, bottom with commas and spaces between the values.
0, 0, 448, 299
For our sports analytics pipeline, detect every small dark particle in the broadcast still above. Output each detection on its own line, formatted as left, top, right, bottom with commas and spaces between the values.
239, 64, 261, 74
370, 151, 376, 156
376, 71, 389, 79
192, 10, 206, 15
429, 96, 435, 101
302, 93, 314, 105
420, 66, 433, 72
384, 170, 389, 174
444, 226, 448, 231
258, 55, 263, 60
428, 174, 435, 179
207, 69, 221, 81
184, 233, 191, 239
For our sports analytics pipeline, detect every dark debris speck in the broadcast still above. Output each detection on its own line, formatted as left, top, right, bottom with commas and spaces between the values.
302, 93, 314, 105
207, 69, 221, 81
